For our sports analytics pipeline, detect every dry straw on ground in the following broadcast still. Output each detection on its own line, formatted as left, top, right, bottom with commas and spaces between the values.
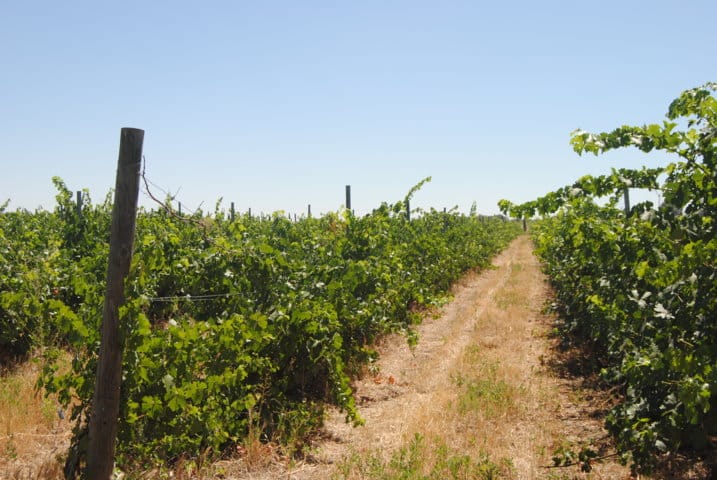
0, 360, 70, 479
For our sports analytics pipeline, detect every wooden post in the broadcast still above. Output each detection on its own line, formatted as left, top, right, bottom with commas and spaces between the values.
178, 202, 182, 216
345, 185, 351, 211
248, 207, 252, 218
406, 199, 411, 221
624, 188, 630, 216
86, 128, 144, 480
308, 204, 312, 218
76, 191, 83, 219
230, 202, 235, 221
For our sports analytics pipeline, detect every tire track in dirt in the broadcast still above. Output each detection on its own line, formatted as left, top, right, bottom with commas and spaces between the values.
310, 237, 518, 464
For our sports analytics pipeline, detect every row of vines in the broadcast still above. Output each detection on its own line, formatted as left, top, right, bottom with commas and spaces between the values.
0, 178, 521, 474
500, 83, 717, 472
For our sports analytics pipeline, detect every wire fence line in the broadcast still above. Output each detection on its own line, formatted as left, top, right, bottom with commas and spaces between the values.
141, 291, 244, 303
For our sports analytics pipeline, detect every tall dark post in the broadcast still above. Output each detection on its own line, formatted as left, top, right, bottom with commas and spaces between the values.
406, 199, 411, 221
308, 204, 312, 218
86, 128, 144, 479
624, 188, 631, 216
345, 185, 351, 211
76, 191, 83, 219
230, 202, 235, 221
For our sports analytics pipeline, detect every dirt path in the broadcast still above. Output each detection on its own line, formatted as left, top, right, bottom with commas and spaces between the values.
237, 235, 633, 479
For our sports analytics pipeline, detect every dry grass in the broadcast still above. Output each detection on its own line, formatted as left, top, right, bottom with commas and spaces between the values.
0, 359, 70, 479
399, 291, 542, 477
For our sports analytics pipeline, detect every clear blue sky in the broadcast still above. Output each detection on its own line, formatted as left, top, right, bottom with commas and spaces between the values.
2, 1, 715, 216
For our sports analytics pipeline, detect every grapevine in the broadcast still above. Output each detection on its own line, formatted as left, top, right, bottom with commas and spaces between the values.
0, 178, 521, 474
500, 83, 717, 472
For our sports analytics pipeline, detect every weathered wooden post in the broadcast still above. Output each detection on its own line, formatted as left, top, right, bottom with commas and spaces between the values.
230, 202, 235, 221
308, 204, 312, 218
86, 128, 144, 479
406, 199, 411, 221
345, 185, 351, 211
624, 188, 630, 216
76, 191, 83, 219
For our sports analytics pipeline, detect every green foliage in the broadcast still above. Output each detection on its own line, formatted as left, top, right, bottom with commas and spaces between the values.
1, 177, 520, 473
498, 166, 663, 219
551, 443, 599, 473
0, 208, 70, 358
334, 433, 512, 479
500, 83, 717, 473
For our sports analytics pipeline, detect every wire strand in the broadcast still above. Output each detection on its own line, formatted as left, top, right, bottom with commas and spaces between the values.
141, 292, 243, 303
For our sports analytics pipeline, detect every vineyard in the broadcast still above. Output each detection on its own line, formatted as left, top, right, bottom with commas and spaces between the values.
0, 177, 521, 475
3, 82, 716, 479
500, 83, 717, 472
